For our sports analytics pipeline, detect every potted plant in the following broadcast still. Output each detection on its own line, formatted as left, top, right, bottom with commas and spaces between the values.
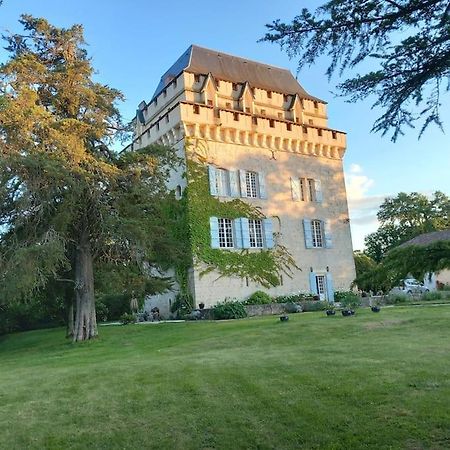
371, 299, 381, 313
340, 292, 360, 316
325, 302, 336, 316
199, 302, 205, 310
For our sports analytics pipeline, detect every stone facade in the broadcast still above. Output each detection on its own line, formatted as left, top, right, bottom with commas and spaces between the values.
128, 45, 356, 311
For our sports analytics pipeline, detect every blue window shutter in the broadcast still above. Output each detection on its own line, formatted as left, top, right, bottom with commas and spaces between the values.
239, 170, 247, 197
233, 218, 243, 248
210, 217, 220, 248
258, 172, 267, 199
324, 220, 332, 248
309, 272, 318, 295
326, 273, 335, 302
208, 165, 218, 196
303, 219, 313, 249
315, 179, 323, 202
241, 218, 250, 248
229, 170, 240, 198
263, 218, 274, 249
291, 178, 301, 201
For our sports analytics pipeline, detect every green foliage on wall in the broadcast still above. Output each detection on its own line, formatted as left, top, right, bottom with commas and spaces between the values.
172, 158, 297, 289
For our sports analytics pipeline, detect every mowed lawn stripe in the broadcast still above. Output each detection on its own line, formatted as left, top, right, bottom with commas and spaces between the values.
1, 306, 449, 449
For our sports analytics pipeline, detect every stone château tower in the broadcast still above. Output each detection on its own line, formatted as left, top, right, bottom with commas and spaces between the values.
127, 45, 356, 315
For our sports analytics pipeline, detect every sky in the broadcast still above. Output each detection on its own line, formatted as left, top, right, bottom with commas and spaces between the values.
1, 0, 449, 250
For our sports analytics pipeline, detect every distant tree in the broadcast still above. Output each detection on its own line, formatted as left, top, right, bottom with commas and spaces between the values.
354, 251, 377, 277
365, 192, 450, 262
262, 0, 450, 140
0, 16, 180, 341
383, 240, 450, 281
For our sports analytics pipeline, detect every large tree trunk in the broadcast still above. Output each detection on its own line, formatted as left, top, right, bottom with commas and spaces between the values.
73, 228, 97, 342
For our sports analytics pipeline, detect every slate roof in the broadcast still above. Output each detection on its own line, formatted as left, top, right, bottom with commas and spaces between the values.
400, 230, 450, 247
151, 45, 323, 103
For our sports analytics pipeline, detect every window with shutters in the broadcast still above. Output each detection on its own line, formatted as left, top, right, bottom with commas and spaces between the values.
215, 168, 230, 196
311, 220, 323, 248
249, 219, 263, 248
245, 171, 258, 198
308, 178, 316, 202
218, 218, 234, 248
300, 178, 306, 201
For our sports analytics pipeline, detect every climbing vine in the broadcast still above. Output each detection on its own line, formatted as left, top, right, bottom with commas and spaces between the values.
167, 143, 298, 290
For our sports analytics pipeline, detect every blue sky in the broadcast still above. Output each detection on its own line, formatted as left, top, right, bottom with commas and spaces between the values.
1, 0, 449, 249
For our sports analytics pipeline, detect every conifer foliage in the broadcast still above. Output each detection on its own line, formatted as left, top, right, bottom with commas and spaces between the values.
262, 0, 450, 140
0, 16, 179, 341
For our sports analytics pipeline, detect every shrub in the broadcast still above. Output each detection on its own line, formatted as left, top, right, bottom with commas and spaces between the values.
99, 294, 131, 321
0, 296, 66, 335
120, 312, 136, 325
213, 300, 247, 320
244, 291, 272, 305
421, 291, 442, 301
170, 293, 194, 319
386, 294, 408, 305
273, 293, 316, 303
299, 300, 328, 312
95, 300, 109, 322
339, 292, 361, 310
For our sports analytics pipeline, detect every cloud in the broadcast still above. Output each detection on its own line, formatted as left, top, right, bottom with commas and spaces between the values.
349, 163, 363, 174
344, 165, 381, 249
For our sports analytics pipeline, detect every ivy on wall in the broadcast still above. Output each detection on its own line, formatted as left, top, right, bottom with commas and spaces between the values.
167, 143, 298, 291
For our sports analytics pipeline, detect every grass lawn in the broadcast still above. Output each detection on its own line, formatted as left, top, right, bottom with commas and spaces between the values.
1, 306, 450, 449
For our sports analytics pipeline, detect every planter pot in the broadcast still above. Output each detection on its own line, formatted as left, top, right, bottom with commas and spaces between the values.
341, 310, 353, 317
199, 302, 205, 310
371, 306, 381, 313
326, 310, 336, 316
280, 315, 289, 322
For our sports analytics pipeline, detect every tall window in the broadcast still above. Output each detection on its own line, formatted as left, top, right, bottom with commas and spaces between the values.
218, 218, 234, 248
300, 178, 306, 201
215, 168, 230, 197
308, 179, 316, 202
311, 220, 323, 248
249, 219, 263, 248
245, 171, 258, 198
